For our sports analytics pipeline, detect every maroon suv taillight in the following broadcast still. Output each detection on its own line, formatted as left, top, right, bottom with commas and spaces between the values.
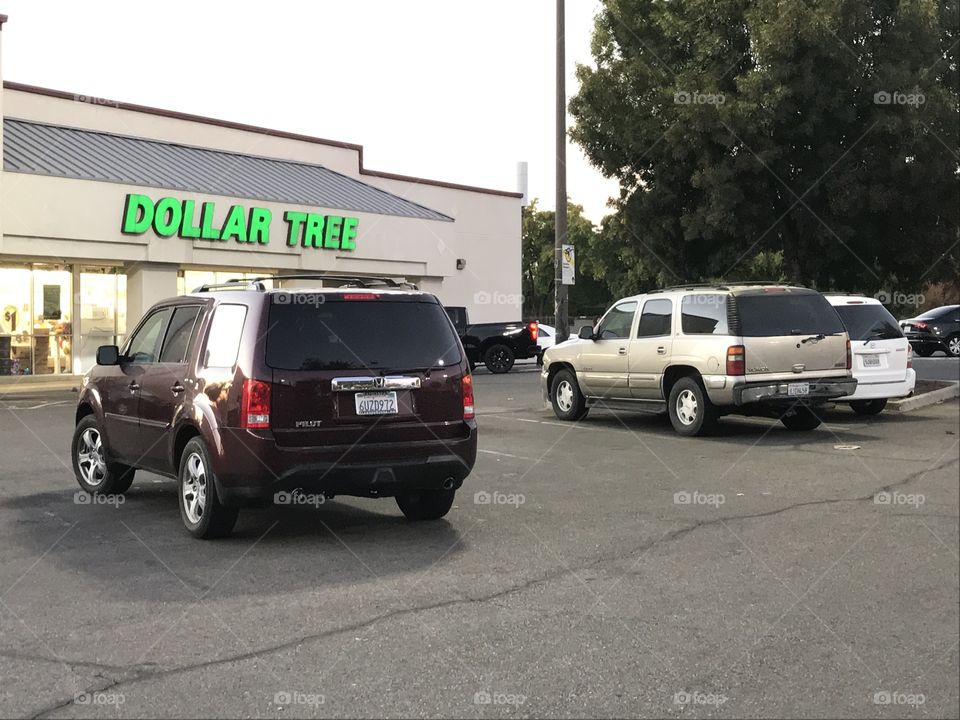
846, 339, 852, 370
528, 321, 539, 343
726, 345, 745, 376
241, 379, 271, 428
462, 374, 475, 420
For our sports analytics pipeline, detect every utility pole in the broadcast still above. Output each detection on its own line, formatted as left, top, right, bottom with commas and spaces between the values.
554, 0, 569, 343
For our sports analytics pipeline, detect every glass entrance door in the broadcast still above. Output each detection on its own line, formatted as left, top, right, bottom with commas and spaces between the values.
78, 268, 127, 373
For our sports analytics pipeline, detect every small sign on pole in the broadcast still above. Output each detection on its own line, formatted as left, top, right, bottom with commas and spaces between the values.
561, 244, 576, 285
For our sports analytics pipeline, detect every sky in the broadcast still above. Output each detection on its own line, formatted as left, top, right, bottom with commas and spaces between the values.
1, 0, 620, 223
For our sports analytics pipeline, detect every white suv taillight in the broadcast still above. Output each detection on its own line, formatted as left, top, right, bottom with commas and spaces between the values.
241, 379, 271, 428
907, 344, 913, 369
462, 374, 475, 420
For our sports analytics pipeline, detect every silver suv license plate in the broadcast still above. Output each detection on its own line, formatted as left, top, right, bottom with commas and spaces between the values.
355, 391, 399, 416
788, 382, 810, 396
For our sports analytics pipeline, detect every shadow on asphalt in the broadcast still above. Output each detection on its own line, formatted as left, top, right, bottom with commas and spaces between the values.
581, 409, 883, 446
0, 485, 465, 600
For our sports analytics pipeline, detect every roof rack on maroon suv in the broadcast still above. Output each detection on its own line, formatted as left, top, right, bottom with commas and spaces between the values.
192, 273, 419, 293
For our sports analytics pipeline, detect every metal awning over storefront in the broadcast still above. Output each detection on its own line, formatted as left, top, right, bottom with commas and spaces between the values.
3, 119, 452, 222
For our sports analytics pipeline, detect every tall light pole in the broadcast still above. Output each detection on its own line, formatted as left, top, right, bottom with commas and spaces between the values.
554, 0, 569, 342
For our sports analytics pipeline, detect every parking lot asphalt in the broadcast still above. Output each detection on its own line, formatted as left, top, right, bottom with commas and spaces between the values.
912, 356, 960, 383
0, 374, 957, 719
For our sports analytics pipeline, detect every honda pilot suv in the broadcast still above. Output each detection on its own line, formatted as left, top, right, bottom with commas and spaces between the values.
541, 284, 857, 436
71, 278, 477, 538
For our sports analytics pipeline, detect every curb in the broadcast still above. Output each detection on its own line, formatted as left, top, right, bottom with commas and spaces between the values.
0, 379, 81, 396
889, 382, 959, 413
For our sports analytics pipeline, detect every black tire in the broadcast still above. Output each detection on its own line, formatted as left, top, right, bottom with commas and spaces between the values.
779, 404, 822, 431
667, 376, 718, 436
914, 346, 934, 357
483, 344, 515, 374
71, 415, 135, 495
850, 398, 888, 416
396, 489, 456, 521
178, 437, 238, 539
947, 334, 960, 358
550, 369, 589, 421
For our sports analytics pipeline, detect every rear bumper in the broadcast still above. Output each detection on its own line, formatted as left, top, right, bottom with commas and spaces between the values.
733, 378, 858, 406
211, 423, 478, 504
838, 369, 916, 401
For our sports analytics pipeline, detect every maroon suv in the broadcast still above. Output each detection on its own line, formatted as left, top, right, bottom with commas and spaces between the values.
71, 281, 478, 538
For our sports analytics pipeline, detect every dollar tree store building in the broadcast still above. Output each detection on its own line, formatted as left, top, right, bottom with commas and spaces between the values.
0, 65, 522, 381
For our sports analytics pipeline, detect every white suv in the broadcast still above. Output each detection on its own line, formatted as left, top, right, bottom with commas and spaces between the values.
540, 284, 857, 436
825, 294, 916, 415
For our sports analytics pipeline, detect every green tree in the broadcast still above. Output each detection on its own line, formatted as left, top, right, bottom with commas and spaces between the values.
570, 0, 958, 295
522, 200, 612, 320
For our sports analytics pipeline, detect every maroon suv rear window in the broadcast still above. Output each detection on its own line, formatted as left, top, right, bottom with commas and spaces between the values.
265, 298, 462, 371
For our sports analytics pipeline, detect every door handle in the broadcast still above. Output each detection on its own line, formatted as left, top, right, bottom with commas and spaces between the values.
171, 383, 185, 395
128, 382, 140, 392
618, 347, 627, 356
657, 346, 667, 355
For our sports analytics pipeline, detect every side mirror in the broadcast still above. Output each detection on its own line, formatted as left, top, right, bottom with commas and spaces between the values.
578, 325, 596, 341
96, 345, 121, 366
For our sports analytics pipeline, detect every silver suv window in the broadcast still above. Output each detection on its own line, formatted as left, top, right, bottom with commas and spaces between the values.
637, 299, 672, 337
597, 302, 637, 339
681, 294, 729, 335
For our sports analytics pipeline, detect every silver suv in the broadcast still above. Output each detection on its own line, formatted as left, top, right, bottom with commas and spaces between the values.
540, 284, 857, 435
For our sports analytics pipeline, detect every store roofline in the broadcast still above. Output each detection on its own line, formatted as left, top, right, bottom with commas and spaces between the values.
2, 81, 524, 200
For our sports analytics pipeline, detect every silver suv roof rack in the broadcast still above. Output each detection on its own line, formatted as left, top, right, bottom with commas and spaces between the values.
650, 281, 805, 293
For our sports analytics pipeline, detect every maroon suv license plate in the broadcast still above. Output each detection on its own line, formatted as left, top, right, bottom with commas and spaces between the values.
355, 391, 399, 416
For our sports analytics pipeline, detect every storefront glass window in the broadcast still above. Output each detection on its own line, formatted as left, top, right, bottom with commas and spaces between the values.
0, 266, 33, 376
31, 266, 73, 376
178, 270, 274, 295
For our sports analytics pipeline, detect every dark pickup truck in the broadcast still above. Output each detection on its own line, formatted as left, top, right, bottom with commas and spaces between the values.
445, 307, 539, 373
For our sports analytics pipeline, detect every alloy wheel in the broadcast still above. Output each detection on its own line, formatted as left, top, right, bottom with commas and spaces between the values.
949, 336, 960, 357
182, 452, 207, 525
76, 428, 107, 487
676, 389, 699, 425
556, 380, 574, 412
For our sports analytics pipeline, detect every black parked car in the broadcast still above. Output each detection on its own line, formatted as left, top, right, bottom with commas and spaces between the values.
900, 305, 960, 357
444, 306, 539, 373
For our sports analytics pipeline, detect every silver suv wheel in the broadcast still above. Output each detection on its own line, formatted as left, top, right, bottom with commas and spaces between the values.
675, 389, 699, 425
556, 380, 574, 412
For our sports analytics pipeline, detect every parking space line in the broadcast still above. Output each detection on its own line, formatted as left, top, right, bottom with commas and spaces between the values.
478, 449, 532, 460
